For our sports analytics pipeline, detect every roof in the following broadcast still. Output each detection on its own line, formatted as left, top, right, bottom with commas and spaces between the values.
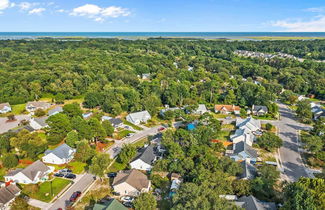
236, 117, 261, 131
234, 142, 258, 159
112, 169, 150, 191
132, 145, 156, 165
26, 101, 50, 109
240, 160, 257, 179
0, 103, 10, 110
33, 116, 49, 127
109, 118, 123, 126
48, 106, 63, 115
101, 116, 112, 121
6, 160, 50, 181
196, 104, 207, 112
0, 184, 20, 205
235, 195, 276, 210
215, 104, 240, 112
252, 105, 268, 113
127, 111, 151, 122
93, 199, 127, 210
44, 143, 75, 159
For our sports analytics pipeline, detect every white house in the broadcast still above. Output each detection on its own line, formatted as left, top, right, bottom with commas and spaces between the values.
4, 160, 53, 184
0, 183, 21, 210
193, 104, 208, 115
230, 141, 258, 162
236, 117, 261, 133
26, 101, 50, 113
0, 103, 11, 114
48, 106, 63, 116
130, 145, 156, 171
29, 116, 49, 130
42, 143, 76, 165
252, 105, 268, 116
112, 169, 151, 196
230, 129, 255, 146
126, 111, 151, 125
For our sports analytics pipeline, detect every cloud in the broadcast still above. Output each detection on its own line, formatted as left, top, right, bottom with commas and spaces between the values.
0, 0, 10, 10
271, 16, 325, 32
70, 4, 130, 22
305, 7, 325, 13
28, 7, 45, 15
56, 9, 65, 13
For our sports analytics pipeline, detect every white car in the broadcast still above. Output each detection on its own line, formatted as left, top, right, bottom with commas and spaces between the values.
121, 196, 134, 202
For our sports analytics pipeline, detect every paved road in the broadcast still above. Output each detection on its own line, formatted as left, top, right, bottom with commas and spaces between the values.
264, 103, 312, 182
0, 115, 30, 134
48, 173, 94, 210
106, 125, 161, 158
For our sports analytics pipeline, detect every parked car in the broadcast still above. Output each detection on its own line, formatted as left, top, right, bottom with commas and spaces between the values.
123, 202, 133, 208
60, 169, 72, 173
54, 173, 64, 177
121, 196, 134, 202
107, 172, 117, 178
158, 127, 165, 132
112, 192, 120, 196
65, 174, 76, 179
69, 191, 81, 202
126, 133, 134, 137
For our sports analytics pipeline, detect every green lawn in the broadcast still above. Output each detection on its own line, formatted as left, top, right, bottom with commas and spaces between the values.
216, 130, 231, 141
133, 137, 149, 148
115, 130, 134, 139
108, 160, 127, 172
22, 178, 71, 202
123, 120, 143, 130
0, 104, 27, 117
221, 124, 235, 130
253, 115, 277, 120
48, 161, 86, 174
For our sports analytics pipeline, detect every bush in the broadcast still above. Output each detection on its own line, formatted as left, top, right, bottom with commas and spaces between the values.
265, 123, 273, 131
34, 109, 46, 117
3, 153, 19, 168
257, 132, 283, 151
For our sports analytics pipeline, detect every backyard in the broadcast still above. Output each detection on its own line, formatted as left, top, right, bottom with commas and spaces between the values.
22, 178, 71, 202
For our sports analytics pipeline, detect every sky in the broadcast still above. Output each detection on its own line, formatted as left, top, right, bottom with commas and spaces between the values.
0, 0, 325, 32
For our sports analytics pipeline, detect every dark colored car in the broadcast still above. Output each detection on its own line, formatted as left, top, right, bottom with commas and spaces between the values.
54, 173, 64, 177
123, 202, 133, 208
60, 169, 72, 173
65, 174, 76, 179
69, 191, 81, 202
107, 172, 117, 178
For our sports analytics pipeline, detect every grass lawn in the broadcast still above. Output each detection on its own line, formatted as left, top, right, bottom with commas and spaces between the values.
216, 130, 231, 141
123, 120, 143, 130
49, 161, 87, 174
247, 36, 325, 40
253, 115, 277, 120
0, 167, 6, 181
0, 104, 27, 116
213, 113, 230, 118
108, 160, 127, 172
115, 129, 134, 140
221, 124, 235, 130
22, 178, 71, 202
133, 137, 149, 148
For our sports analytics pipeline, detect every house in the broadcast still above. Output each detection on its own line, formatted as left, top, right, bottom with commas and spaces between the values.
109, 118, 123, 128
252, 105, 268, 116
48, 106, 63, 116
0, 183, 21, 210
298, 95, 308, 101
42, 143, 76, 165
236, 117, 261, 133
130, 145, 156, 171
101, 116, 112, 121
234, 195, 276, 210
29, 116, 49, 130
230, 129, 255, 146
26, 101, 50, 113
141, 73, 151, 80
0, 103, 11, 114
126, 111, 151, 125
4, 160, 53, 184
82, 112, 93, 119
93, 198, 127, 210
112, 169, 151, 196
215, 104, 240, 115
169, 173, 182, 198
240, 160, 257, 180
193, 104, 208, 115
231, 141, 258, 162
159, 107, 181, 117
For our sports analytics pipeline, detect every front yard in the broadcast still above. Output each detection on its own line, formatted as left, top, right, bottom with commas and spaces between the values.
22, 178, 71, 202
123, 120, 143, 131
114, 129, 135, 140
49, 161, 87, 174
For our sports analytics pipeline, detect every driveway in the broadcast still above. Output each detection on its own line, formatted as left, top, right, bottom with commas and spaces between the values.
0, 115, 30, 134
262, 103, 312, 182
106, 125, 161, 158
48, 173, 95, 210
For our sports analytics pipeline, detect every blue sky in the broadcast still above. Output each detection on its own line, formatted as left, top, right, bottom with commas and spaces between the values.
0, 0, 325, 32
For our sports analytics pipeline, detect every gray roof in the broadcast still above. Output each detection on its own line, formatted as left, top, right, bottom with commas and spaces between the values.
33, 116, 49, 127
112, 169, 150, 191
235, 196, 276, 210
236, 117, 261, 130
127, 110, 151, 123
109, 118, 123, 126
26, 101, 50, 109
234, 141, 258, 159
132, 145, 156, 165
44, 143, 75, 159
48, 106, 63, 115
6, 160, 50, 181
253, 105, 268, 113
240, 160, 257, 179
0, 184, 20, 205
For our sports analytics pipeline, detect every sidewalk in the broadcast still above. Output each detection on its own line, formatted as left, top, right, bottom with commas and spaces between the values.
28, 198, 50, 210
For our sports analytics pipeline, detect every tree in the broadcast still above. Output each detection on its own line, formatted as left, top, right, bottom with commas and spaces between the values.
302, 135, 323, 154
265, 123, 273, 131
71, 116, 92, 140
34, 108, 46, 117
65, 130, 79, 148
117, 144, 137, 164
89, 153, 111, 180
47, 113, 72, 145
63, 103, 82, 118
0, 132, 15, 153
74, 140, 95, 163
296, 100, 313, 123
134, 193, 157, 210
54, 93, 65, 104
10, 197, 30, 210
142, 94, 161, 116
232, 179, 251, 196
224, 89, 236, 104
102, 120, 114, 137
312, 118, 325, 137
88, 118, 106, 142
257, 132, 283, 151
7, 114, 16, 121
283, 178, 325, 210
3, 153, 19, 168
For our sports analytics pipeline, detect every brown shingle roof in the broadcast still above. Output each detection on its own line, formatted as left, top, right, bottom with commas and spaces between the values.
112, 169, 150, 191
215, 104, 240, 112
0, 185, 20, 205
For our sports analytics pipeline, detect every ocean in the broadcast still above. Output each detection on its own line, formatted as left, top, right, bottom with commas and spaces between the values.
0, 32, 325, 40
